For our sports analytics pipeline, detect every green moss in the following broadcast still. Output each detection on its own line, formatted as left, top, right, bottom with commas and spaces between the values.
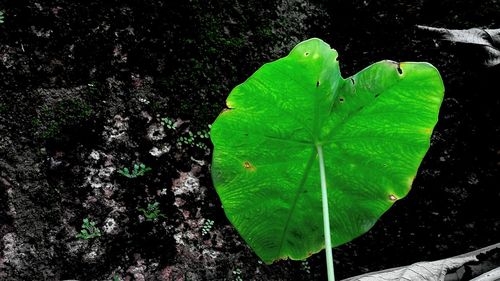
256, 26, 274, 38
36, 98, 93, 140
201, 15, 246, 50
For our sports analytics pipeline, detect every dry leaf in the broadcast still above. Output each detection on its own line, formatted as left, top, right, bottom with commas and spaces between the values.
417, 25, 500, 67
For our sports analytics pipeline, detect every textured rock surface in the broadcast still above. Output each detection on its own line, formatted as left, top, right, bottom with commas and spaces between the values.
0, 0, 499, 280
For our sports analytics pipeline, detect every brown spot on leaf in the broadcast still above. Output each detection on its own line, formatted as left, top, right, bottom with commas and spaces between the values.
243, 161, 256, 171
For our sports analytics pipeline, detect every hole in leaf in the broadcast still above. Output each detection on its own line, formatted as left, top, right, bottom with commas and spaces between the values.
350, 78, 355, 85
374, 94, 380, 98
316, 81, 320, 87
397, 62, 403, 75
339, 97, 345, 103
389, 194, 397, 201
304, 52, 309, 56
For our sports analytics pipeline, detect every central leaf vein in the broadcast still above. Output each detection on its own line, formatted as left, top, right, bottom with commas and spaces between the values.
276, 147, 316, 257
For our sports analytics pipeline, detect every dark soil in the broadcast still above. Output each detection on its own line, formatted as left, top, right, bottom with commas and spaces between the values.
0, 0, 498, 280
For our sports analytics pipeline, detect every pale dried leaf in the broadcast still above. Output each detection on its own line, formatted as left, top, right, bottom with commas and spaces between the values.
343, 243, 500, 281
348, 256, 476, 281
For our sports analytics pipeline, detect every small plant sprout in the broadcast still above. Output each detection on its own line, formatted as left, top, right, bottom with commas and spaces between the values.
76, 218, 101, 240
198, 126, 210, 139
161, 117, 176, 130
176, 125, 211, 150
118, 163, 152, 178
201, 219, 214, 235
138, 202, 166, 221
0, 11, 4, 24
301, 260, 311, 274
178, 131, 195, 146
232, 268, 242, 281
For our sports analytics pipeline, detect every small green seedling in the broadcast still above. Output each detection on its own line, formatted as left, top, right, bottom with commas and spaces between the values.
198, 126, 210, 139
301, 260, 311, 274
232, 268, 242, 281
201, 219, 214, 235
162, 116, 210, 149
161, 117, 176, 130
210, 38, 444, 280
76, 218, 101, 240
118, 163, 152, 178
178, 132, 195, 146
0, 11, 4, 24
176, 125, 211, 150
138, 202, 166, 221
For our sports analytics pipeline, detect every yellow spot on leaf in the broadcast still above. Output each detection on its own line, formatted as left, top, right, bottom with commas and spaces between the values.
243, 161, 256, 171
225, 100, 235, 109
419, 128, 432, 134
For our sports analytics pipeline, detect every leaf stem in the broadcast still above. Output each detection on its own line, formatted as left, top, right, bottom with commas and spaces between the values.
316, 144, 335, 281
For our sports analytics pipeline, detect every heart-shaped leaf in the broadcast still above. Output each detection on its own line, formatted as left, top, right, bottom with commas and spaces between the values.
210, 38, 444, 264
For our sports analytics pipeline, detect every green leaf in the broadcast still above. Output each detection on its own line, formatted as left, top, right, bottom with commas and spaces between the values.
210, 38, 444, 263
